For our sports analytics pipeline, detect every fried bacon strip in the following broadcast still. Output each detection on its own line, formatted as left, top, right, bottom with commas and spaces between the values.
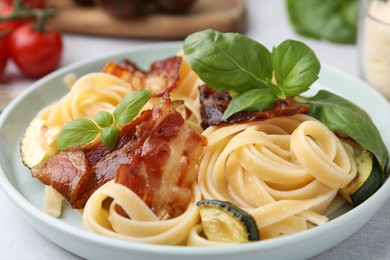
199, 85, 310, 129
32, 95, 205, 217
102, 56, 182, 97
115, 95, 206, 218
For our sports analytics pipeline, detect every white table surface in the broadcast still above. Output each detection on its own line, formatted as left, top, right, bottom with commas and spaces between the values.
1, 0, 389, 259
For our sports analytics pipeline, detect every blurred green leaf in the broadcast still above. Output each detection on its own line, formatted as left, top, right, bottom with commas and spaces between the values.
286, 0, 358, 44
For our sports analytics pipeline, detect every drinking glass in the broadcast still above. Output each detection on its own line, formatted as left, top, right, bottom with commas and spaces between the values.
359, 0, 390, 99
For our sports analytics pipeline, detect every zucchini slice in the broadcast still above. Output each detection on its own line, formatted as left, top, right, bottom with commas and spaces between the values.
20, 118, 60, 169
197, 200, 260, 243
340, 148, 383, 206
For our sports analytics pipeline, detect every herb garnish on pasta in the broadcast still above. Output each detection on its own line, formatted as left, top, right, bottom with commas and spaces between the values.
184, 29, 388, 171
56, 89, 151, 151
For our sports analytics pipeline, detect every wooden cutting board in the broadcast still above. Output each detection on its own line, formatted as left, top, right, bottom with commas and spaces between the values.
46, 0, 246, 39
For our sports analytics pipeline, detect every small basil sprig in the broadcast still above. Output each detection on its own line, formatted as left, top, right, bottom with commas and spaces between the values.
183, 29, 320, 118
56, 90, 151, 151
295, 90, 389, 173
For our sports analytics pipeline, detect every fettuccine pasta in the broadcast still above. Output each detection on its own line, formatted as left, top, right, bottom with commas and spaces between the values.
28, 54, 361, 246
84, 182, 201, 245
38, 72, 133, 128
191, 114, 356, 242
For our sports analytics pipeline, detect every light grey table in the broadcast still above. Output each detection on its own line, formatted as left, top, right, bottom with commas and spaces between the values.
1, 0, 389, 259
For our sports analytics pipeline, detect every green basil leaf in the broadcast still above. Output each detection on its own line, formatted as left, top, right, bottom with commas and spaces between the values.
222, 88, 276, 120
184, 29, 272, 93
272, 39, 320, 97
57, 119, 100, 150
113, 90, 151, 125
101, 125, 119, 151
286, 0, 358, 44
95, 111, 114, 128
267, 78, 285, 99
298, 90, 389, 171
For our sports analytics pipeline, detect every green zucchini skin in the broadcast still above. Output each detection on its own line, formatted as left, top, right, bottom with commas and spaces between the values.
340, 144, 385, 207
350, 156, 383, 206
197, 199, 260, 241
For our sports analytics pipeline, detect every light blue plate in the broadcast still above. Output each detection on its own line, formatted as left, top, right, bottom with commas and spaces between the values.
0, 42, 389, 260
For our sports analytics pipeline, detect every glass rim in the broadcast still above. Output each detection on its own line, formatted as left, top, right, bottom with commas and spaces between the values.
361, 0, 390, 27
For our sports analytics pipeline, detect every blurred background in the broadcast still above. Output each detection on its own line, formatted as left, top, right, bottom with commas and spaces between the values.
1, 0, 390, 259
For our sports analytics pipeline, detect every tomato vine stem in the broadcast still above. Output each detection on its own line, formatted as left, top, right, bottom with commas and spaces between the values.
0, 0, 56, 32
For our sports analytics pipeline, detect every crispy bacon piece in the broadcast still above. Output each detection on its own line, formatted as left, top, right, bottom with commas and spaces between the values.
31, 110, 151, 208
32, 95, 205, 214
199, 85, 310, 129
102, 56, 182, 97
115, 95, 205, 218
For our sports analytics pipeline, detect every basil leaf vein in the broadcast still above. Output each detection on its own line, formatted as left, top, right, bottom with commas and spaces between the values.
57, 119, 100, 150
184, 29, 273, 93
114, 90, 151, 125
95, 111, 114, 128
272, 39, 320, 97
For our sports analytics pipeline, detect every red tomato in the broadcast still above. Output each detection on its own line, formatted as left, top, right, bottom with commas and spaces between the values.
0, 4, 27, 34
8, 24, 63, 78
0, 35, 8, 77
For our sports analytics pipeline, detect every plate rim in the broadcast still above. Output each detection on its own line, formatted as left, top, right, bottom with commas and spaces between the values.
1, 41, 390, 259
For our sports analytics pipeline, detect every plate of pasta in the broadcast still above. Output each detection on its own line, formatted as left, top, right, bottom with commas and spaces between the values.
0, 30, 390, 260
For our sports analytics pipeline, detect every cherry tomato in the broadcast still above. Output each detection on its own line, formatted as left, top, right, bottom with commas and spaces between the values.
8, 24, 63, 78
0, 35, 8, 77
0, 4, 27, 35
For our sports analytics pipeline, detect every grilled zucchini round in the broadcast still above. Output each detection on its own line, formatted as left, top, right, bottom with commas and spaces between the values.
197, 199, 260, 243
340, 148, 383, 206
20, 118, 59, 169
